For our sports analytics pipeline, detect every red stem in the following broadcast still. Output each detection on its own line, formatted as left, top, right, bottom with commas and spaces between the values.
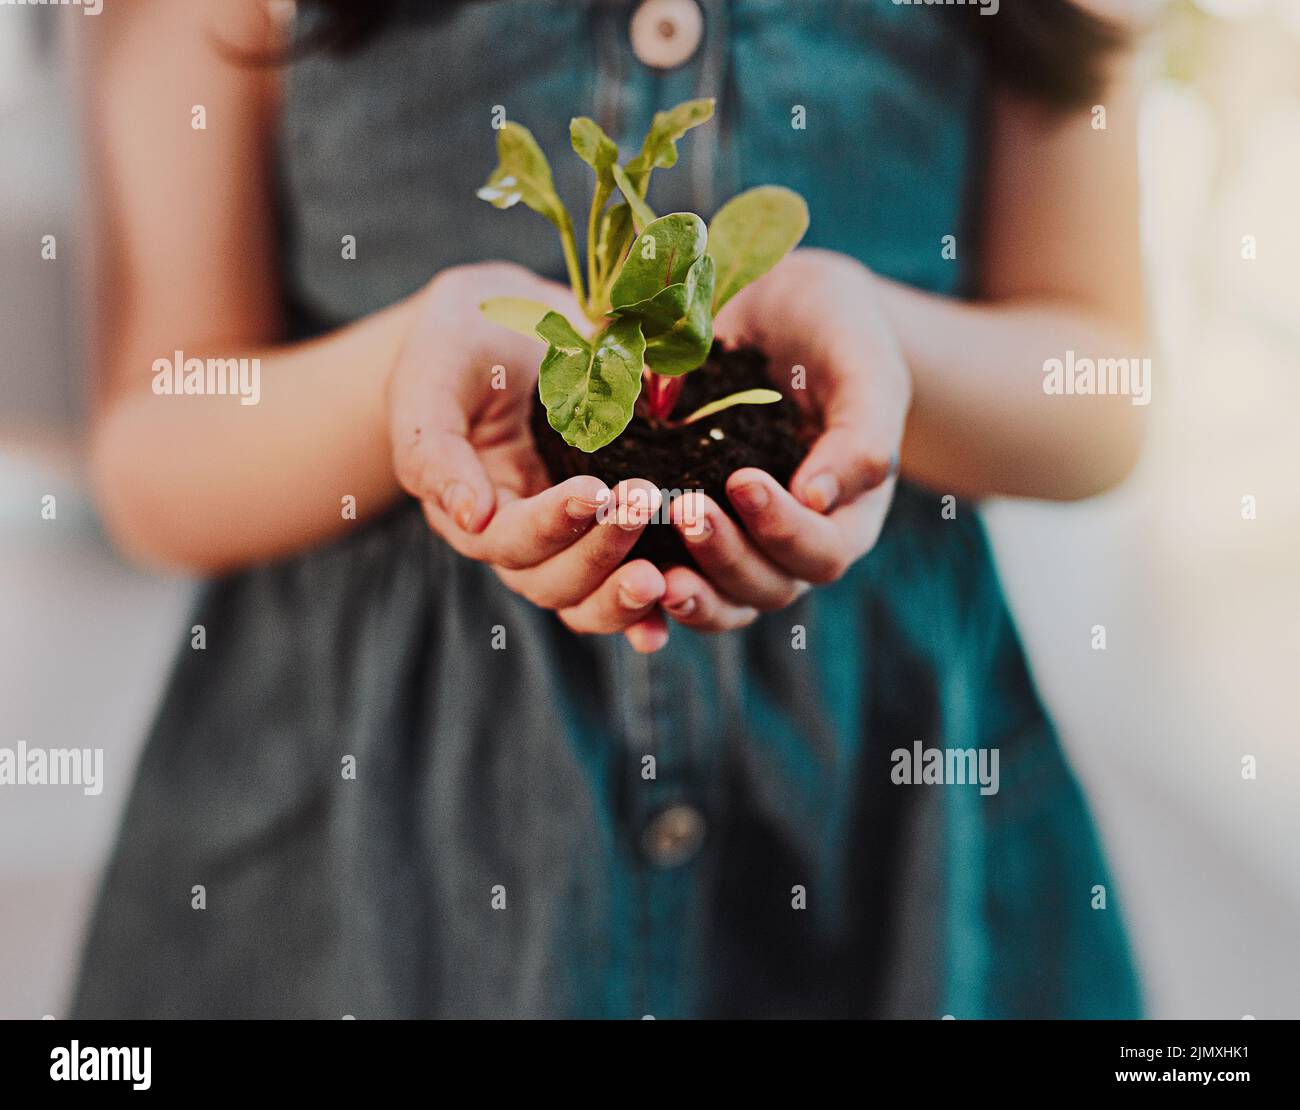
644, 372, 684, 421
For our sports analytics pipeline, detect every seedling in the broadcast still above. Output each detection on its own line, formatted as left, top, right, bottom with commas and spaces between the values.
477, 98, 809, 453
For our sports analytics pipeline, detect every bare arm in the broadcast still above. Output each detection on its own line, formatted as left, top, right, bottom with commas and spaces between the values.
669, 12, 1149, 631
83, 0, 409, 572
888, 44, 1147, 501
78, 0, 676, 655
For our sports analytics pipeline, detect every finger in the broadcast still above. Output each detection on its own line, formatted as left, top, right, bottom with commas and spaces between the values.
669, 493, 804, 611
661, 565, 759, 632
789, 424, 897, 514
725, 468, 853, 584
389, 327, 500, 534
623, 612, 671, 654
466, 475, 612, 570
558, 559, 667, 635
392, 261, 593, 537
498, 480, 661, 609
421, 493, 526, 563
393, 417, 497, 534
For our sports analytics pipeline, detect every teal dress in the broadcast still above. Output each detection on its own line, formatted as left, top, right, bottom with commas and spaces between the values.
73, 0, 1141, 1019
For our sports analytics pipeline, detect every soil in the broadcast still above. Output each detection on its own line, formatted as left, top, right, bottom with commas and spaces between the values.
531, 341, 814, 567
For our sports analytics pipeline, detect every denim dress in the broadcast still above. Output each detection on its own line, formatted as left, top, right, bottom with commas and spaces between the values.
73, 0, 1141, 1019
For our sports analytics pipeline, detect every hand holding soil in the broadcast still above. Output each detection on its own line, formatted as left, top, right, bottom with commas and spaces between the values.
388, 262, 679, 651
392, 101, 911, 653
614, 249, 912, 641
387, 253, 909, 656
699, 247, 913, 586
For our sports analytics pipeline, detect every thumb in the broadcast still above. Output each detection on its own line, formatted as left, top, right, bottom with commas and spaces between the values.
790, 424, 897, 514
401, 428, 497, 533
390, 375, 497, 535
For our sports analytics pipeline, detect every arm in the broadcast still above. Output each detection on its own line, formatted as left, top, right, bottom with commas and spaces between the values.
81, 0, 684, 652
83, 0, 409, 572
886, 46, 1147, 501
650, 18, 1147, 623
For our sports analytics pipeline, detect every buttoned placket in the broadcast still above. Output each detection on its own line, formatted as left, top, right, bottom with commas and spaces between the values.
588, 0, 743, 1018
590, 0, 734, 216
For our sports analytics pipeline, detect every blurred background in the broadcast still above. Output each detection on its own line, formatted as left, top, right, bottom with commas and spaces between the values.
1, 0, 1297, 1018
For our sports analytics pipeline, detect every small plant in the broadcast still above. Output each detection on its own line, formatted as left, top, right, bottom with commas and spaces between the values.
477, 98, 808, 453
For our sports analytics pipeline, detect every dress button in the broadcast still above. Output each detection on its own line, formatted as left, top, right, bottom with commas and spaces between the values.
629, 0, 704, 71
641, 803, 707, 868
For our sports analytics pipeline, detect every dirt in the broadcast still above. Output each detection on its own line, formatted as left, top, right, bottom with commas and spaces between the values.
530, 341, 814, 567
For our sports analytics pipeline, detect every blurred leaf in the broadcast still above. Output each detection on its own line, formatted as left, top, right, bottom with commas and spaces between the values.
612, 164, 657, 233
570, 116, 620, 188
477, 121, 572, 232
625, 98, 715, 194
595, 201, 635, 294
479, 296, 553, 339
708, 186, 809, 312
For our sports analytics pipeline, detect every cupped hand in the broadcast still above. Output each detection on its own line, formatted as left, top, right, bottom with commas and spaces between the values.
388, 253, 909, 652
657, 248, 913, 630
388, 262, 672, 652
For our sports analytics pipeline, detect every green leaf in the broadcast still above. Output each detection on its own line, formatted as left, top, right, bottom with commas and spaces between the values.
612, 164, 656, 233
537, 313, 646, 453
609, 213, 714, 376
595, 201, 635, 294
570, 117, 619, 187
479, 297, 553, 340
707, 186, 810, 312
624, 98, 715, 194
610, 212, 707, 305
680, 388, 783, 425
638, 254, 714, 376
478, 119, 586, 308
476, 121, 571, 230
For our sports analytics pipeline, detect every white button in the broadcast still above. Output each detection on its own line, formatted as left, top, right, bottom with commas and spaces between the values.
629, 0, 704, 71
641, 803, 707, 868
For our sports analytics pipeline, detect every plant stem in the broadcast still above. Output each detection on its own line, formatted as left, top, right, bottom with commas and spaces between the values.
586, 185, 609, 318
644, 372, 685, 421
558, 213, 588, 318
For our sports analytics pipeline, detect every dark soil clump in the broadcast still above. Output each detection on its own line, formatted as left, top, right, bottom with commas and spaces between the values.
531, 341, 814, 567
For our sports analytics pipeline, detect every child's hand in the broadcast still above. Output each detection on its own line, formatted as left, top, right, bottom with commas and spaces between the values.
659, 249, 912, 626
387, 262, 672, 652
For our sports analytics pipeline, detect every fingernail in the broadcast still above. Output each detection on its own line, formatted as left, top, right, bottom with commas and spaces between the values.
440, 483, 477, 530
679, 512, 712, 544
666, 596, 697, 618
619, 584, 655, 609
802, 473, 840, 513
615, 493, 654, 531
730, 482, 770, 514
565, 493, 607, 520
618, 485, 663, 530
